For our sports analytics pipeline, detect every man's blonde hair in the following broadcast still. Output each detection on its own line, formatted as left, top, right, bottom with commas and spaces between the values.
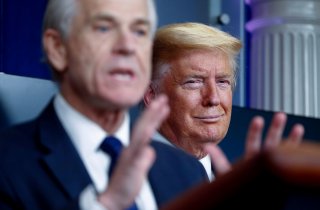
152, 22, 242, 90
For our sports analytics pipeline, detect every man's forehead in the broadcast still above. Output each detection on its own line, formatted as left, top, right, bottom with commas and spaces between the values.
78, 0, 150, 19
170, 53, 232, 77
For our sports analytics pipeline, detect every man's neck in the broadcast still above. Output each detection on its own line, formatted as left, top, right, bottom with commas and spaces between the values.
159, 128, 207, 159
60, 92, 126, 133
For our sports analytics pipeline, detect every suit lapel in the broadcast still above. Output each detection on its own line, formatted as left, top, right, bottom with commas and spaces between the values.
148, 141, 209, 207
148, 141, 176, 207
38, 102, 92, 199
148, 159, 164, 207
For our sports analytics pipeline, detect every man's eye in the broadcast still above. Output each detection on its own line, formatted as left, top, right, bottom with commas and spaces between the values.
183, 80, 203, 89
217, 80, 231, 88
218, 80, 228, 84
95, 26, 110, 32
134, 28, 148, 37
185, 80, 196, 83
184, 79, 201, 84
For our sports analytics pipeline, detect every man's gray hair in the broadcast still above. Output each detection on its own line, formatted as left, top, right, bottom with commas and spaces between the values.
42, 0, 158, 40
42, 0, 77, 39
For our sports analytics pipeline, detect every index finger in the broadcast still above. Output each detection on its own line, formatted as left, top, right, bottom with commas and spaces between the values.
245, 116, 264, 160
264, 112, 287, 150
204, 143, 231, 176
130, 94, 170, 152
285, 123, 304, 146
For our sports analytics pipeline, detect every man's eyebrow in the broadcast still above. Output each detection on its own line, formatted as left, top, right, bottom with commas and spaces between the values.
90, 14, 115, 22
185, 74, 205, 79
133, 18, 151, 27
218, 72, 232, 76
186, 68, 209, 77
216, 74, 233, 80
89, 14, 151, 27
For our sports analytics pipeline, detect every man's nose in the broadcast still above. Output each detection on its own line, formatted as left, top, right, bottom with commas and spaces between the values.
112, 30, 135, 56
202, 82, 221, 107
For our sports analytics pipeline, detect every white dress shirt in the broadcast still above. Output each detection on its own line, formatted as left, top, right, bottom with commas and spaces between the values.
153, 132, 214, 181
53, 94, 157, 210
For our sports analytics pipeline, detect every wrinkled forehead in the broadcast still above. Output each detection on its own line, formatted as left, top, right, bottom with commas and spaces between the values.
163, 50, 231, 81
75, 0, 150, 23
175, 49, 231, 70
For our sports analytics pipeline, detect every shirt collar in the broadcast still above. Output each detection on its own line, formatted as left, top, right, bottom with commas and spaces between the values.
53, 93, 130, 156
153, 132, 173, 146
199, 155, 214, 181
154, 131, 214, 181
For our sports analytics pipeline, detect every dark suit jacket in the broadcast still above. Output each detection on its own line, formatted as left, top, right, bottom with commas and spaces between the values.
0, 102, 208, 210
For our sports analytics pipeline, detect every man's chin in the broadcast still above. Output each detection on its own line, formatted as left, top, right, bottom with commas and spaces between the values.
111, 98, 142, 109
200, 135, 224, 145
103, 90, 143, 104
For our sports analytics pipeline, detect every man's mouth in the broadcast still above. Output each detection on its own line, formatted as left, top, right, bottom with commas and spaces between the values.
194, 114, 224, 123
109, 69, 135, 82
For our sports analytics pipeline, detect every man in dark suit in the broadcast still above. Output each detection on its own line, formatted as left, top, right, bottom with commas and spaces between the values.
0, 0, 208, 209
144, 22, 305, 179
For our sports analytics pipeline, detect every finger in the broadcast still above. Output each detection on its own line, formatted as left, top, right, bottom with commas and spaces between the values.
117, 146, 156, 178
130, 94, 169, 151
285, 123, 305, 146
131, 94, 169, 144
129, 146, 156, 174
264, 112, 287, 150
204, 143, 231, 176
245, 116, 264, 159
102, 147, 156, 209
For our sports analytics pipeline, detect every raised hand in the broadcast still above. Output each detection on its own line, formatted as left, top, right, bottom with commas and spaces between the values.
98, 95, 169, 210
205, 112, 305, 177
244, 112, 304, 159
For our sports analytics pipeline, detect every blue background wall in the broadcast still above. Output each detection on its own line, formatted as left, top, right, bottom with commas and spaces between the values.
0, 0, 213, 79
0, 0, 245, 89
2, 0, 319, 162
156, 0, 210, 26
0, 0, 51, 79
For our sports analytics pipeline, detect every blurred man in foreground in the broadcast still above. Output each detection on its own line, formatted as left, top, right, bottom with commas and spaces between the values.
0, 2, 208, 210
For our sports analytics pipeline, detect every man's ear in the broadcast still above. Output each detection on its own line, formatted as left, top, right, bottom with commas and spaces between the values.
143, 84, 156, 107
43, 29, 67, 72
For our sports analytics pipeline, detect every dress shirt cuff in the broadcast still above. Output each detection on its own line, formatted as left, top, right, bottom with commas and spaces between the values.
79, 185, 107, 210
